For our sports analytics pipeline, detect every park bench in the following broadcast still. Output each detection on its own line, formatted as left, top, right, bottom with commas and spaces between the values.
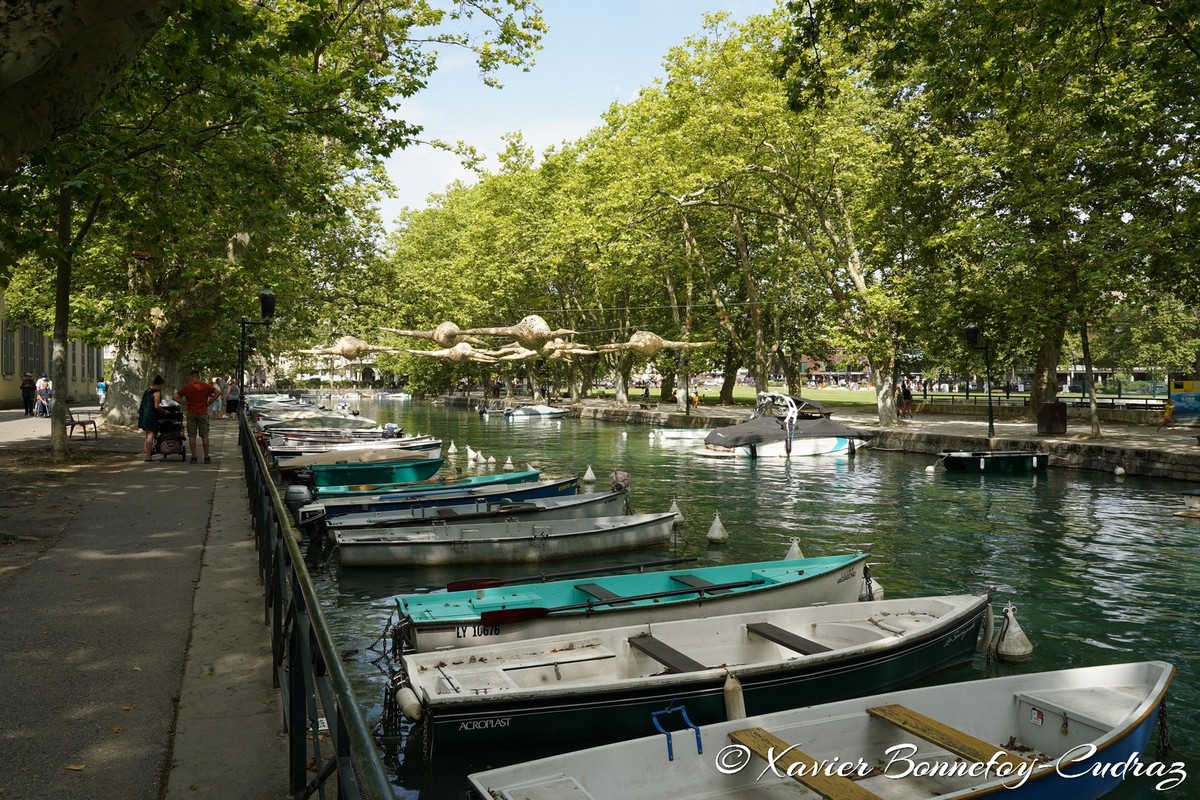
66, 407, 98, 439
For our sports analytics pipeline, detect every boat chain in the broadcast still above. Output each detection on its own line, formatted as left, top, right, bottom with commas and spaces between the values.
1156, 699, 1173, 758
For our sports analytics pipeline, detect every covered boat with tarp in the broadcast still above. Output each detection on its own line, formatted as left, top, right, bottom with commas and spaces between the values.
700, 392, 870, 458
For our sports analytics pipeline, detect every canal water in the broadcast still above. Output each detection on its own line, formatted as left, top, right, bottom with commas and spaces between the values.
307, 399, 1198, 799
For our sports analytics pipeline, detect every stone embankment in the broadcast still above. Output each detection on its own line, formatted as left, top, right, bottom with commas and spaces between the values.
439, 395, 1200, 483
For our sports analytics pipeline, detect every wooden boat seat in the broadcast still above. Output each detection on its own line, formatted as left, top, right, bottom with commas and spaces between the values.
746, 622, 832, 655
866, 704, 1030, 768
627, 634, 707, 673
575, 583, 632, 606
728, 728, 883, 800
672, 574, 733, 594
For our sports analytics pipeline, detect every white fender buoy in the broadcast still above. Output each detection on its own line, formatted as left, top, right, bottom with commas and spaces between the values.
487, 456, 496, 465
396, 687, 422, 721
996, 603, 1034, 663
503, 456, 514, 470
707, 511, 728, 544
447, 441, 457, 455
784, 537, 804, 560
1114, 466, 1126, 476
583, 465, 597, 483
723, 672, 746, 720
668, 498, 684, 524
924, 464, 936, 473
465, 445, 476, 461
476, 451, 487, 464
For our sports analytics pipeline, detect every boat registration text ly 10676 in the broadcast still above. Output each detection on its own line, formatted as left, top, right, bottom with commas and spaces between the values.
458, 624, 501, 638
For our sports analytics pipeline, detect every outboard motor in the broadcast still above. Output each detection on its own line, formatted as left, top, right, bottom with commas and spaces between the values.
384, 422, 402, 438
284, 484, 316, 524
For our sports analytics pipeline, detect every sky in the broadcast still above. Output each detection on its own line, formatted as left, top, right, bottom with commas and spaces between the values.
377, 0, 777, 228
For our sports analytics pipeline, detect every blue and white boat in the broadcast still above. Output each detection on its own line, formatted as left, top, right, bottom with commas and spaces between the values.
287, 473, 580, 530
700, 392, 870, 458
469, 660, 1176, 800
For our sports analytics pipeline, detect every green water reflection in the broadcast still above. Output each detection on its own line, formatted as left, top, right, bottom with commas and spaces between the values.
308, 400, 1198, 799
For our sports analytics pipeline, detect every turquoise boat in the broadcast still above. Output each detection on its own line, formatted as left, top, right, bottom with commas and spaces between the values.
305, 455, 445, 487
394, 552, 871, 652
306, 467, 543, 500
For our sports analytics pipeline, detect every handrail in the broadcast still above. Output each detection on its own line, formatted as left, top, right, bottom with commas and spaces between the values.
238, 412, 394, 800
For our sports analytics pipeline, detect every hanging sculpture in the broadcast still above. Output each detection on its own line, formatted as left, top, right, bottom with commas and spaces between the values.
381, 321, 486, 348
296, 335, 403, 360
386, 317, 713, 364
459, 315, 577, 349
404, 342, 503, 363
595, 330, 714, 357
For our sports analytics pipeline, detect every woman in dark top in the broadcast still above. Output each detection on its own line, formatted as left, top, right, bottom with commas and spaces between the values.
139, 375, 166, 462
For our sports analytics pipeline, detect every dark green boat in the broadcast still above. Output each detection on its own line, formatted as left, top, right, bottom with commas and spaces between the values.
939, 450, 1048, 473
397, 593, 990, 753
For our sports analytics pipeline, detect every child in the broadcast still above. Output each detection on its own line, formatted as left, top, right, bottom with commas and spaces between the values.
1156, 398, 1176, 432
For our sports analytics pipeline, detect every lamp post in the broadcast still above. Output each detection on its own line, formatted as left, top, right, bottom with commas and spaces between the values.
964, 322, 995, 439
238, 288, 276, 413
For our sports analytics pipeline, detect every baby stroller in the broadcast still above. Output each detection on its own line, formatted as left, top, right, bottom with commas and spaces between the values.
154, 406, 187, 461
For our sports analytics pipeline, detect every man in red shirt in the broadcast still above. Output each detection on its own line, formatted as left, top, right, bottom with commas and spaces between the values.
174, 371, 221, 463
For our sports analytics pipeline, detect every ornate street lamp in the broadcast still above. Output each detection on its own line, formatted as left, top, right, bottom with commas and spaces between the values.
238, 288, 276, 414
964, 322, 995, 439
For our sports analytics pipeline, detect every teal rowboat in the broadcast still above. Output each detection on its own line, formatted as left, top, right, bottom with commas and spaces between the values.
305, 455, 445, 487
309, 467, 541, 499
394, 552, 870, 652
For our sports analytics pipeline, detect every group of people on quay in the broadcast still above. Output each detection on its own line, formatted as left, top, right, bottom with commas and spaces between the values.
138, 371, 240, 463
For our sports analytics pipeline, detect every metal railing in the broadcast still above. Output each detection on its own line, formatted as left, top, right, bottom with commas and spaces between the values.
920, 394, 1166, 411
239, 413, 395, 800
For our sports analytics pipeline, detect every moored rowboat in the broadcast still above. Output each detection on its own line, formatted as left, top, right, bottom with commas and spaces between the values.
469, 660, 1176, 799
393, 552, 871, 651
401, 593, 990, 752
335, 512, 676, 567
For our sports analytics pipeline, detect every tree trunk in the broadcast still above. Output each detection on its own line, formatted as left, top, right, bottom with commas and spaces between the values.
873, 354, 900, 426
1029, 326, 1065, 410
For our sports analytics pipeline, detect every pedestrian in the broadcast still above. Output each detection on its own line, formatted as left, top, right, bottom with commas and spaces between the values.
210, 374, 227, 419
901, 382, 914, 419
225, 379, 241, 418
691, 389, 700, 408
97, 377, 108, 412
34, 374, 52, 417
139, 375, 166, 461
175, 370, 220, 463
1157, 398, 1176, 432
19, 373, 36, 416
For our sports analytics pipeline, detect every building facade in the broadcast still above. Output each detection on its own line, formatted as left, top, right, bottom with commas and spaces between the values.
0, 301, 105, 408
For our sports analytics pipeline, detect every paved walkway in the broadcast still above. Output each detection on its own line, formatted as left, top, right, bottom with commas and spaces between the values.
0, 409, 286, 799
